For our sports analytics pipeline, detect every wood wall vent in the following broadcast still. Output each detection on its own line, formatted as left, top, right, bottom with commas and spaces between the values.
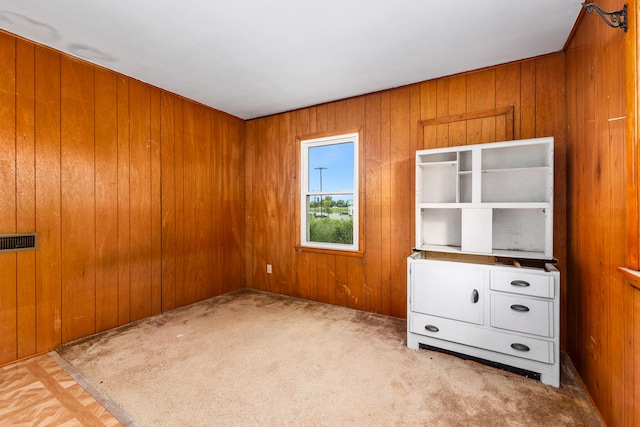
0, 233, 38, 252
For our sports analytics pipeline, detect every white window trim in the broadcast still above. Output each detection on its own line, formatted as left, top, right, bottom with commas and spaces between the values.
300, 132, 359, 252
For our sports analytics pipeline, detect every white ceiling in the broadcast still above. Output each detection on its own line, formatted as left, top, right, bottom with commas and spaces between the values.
0, 0, 583, 119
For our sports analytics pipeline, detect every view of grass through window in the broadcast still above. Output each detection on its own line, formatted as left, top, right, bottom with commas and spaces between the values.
302, 135, 357, 250
308, 195, 353, 244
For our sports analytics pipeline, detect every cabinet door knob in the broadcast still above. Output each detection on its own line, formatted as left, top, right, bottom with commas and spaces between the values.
510, 304, 530, 312
472, 289, 479, 303
424, 325, 439, 332
510, 279, 530, 287
510, 343, 530, 352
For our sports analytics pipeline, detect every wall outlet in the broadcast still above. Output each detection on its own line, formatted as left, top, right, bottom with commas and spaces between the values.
267, 264, 272, 274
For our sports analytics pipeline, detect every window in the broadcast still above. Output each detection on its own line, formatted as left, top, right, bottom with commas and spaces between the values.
300, 132, 359, 252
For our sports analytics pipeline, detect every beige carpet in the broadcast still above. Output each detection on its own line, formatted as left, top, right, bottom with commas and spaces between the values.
56, 289, 603, 426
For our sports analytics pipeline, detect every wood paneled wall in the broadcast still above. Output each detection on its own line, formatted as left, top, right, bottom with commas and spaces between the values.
245, 54, 567, 325
0, 31, 246, 365
5, 11, 635, 423
565, 0, 636, 425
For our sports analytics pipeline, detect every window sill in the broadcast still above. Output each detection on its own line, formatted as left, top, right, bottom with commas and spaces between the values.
294, 245, 365, 258
619, 267, 640, 290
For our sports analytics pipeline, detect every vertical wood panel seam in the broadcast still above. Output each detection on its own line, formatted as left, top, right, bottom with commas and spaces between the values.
28, 41, 37, 353
32, 44, 38, 350
158, 92, 162, 311
12, 36, 18, 359
149, 88, 153, 313
127, 80, 132, 322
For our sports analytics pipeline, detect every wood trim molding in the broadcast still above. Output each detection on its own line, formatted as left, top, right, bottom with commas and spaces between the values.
295, 127, 363, 144
619, 267, 640, 291
417, 106, 515, 149
626, 0, 640, 270
418, 106, 514, 129
294, 245, 365, 258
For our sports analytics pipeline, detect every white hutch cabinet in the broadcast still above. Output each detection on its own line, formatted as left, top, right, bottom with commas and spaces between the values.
408, 137, 560, 387
415, 137, 553, 259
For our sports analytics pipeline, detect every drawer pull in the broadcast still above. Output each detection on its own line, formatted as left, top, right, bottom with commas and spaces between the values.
510, 343, 530, 352
472, 289, 479, 304
510, 304, 530, 312
424, 325, 439, 333
511, 279, 530, 287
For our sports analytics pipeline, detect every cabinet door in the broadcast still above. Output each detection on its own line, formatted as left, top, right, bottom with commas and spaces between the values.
411, 260, 486, 325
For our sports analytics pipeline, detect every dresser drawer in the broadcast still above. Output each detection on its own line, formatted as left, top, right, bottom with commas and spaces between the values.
409, 312, 554, 364
491, 269, 554, 298
491, 294, 553, 337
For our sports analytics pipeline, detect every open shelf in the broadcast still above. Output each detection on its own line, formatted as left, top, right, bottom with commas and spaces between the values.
481, 167, 552, 203
415, 137, 554, 259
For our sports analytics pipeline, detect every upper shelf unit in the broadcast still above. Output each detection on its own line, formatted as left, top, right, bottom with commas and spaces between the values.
416, 137, 554, 260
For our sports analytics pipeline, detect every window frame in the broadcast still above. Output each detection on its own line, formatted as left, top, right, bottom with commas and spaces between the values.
299, 131, 360, 253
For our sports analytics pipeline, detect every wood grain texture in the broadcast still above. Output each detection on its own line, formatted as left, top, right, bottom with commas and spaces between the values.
0, 354, 121, 426
0, 33, 245, 365
620, 4, 639, 424
225, 115, 245, 292
244, 121, 255, 291
0, 32, 17, 364
364, 93, 382, 313
634, 286, 640, 427
116, 76, 131, 326
128, 79, 153, 321
182, 101, 198, 304
94, 68, 119, 333
160, 92, 177, 311
626, 0, 639, 271
211, 111, 224, 297
150, 88, 162, 316
193, 105, 213, 302
61, 56, 96, 342
379, 91, 393, 315
418, 106, 514, 149
15, 39, 37, 359
173, 98, 186, 308
565, 0, 635, 424
620, 271, 640, 427
245, 54, 568, 325
346, 97, 366, 311
1, 16, 635, 424
34, 46, 62, 353
277, 112, 296, 297
634, 285, 640, 427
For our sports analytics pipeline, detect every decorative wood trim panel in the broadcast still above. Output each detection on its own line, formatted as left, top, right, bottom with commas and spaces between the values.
620, 269, 640, 427
417, 106, 514, 149
626, 0, 639, 270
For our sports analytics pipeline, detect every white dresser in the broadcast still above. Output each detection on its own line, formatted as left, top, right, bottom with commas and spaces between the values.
407, 253, 560, 387
409, 137, 560, 386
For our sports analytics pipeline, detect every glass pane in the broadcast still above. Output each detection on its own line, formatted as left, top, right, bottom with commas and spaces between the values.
305, 194, 354, 245
307, 142, 354, 193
